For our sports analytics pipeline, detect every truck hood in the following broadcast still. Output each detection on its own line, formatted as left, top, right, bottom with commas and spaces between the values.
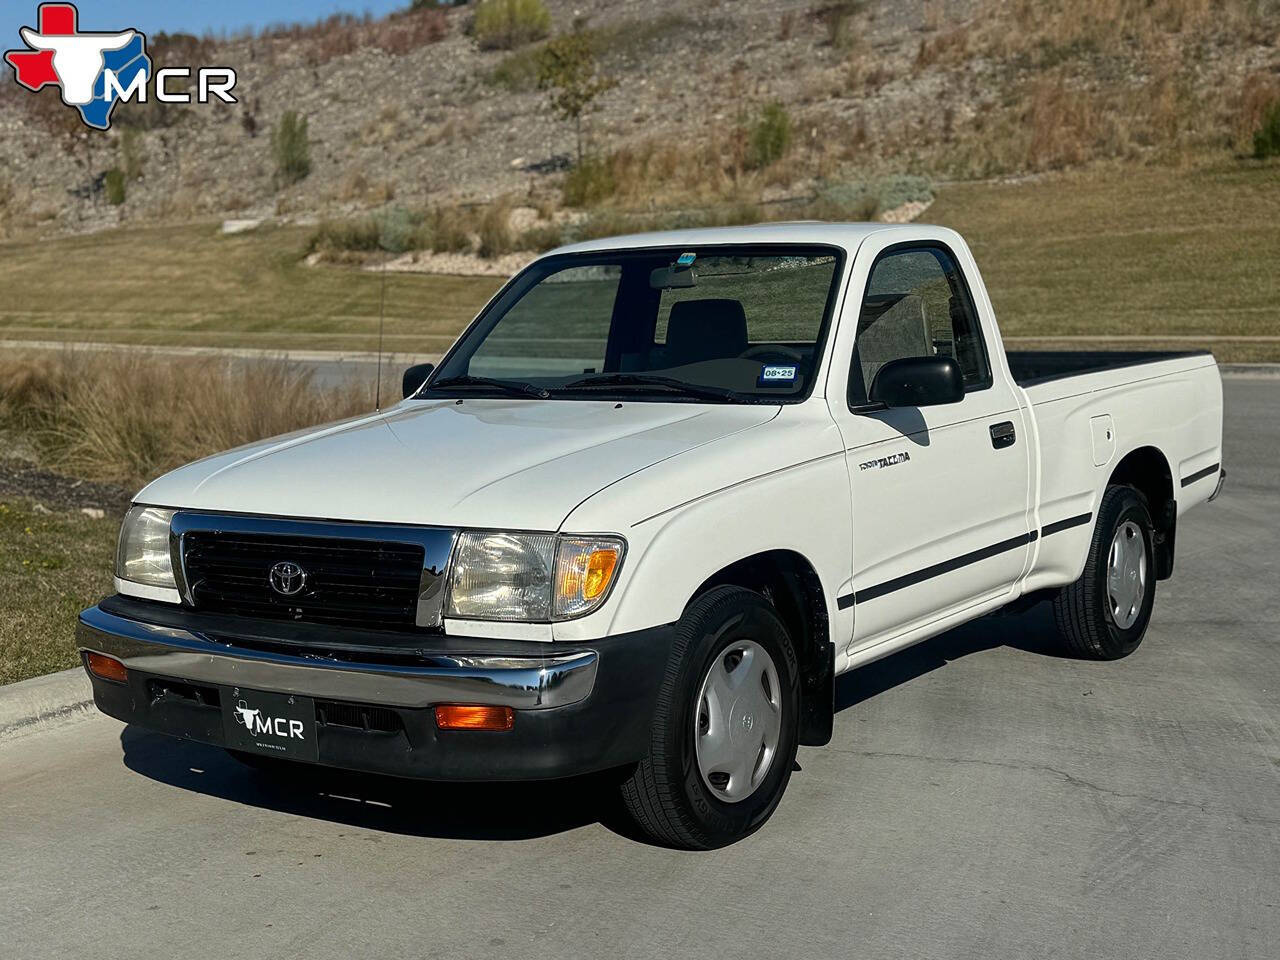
136, 399, 779, 530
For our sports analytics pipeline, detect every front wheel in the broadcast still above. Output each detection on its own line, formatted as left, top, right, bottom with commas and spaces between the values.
1050, 484, 1157, 660
619, 586, 800, 849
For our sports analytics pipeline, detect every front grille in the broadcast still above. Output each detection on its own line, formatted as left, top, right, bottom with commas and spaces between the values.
182, 531, 425, 629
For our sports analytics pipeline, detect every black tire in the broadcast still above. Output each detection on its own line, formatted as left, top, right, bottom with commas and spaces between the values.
1051, 484, 1157, 660
619, 585, 801, 849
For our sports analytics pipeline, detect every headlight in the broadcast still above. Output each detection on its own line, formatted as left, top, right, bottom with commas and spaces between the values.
446, 531, 625, 622
116, 506, 177, 589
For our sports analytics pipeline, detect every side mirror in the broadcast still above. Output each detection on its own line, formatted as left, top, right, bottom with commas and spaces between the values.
869, 356, 964, 408
402, 362, 435, 399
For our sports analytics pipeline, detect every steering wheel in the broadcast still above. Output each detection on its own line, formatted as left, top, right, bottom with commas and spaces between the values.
739, 344, 804, 364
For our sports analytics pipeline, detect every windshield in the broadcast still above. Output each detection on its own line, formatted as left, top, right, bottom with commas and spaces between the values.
426, 245, 844, 403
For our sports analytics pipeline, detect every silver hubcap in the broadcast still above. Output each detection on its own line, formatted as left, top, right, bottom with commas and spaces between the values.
1107, 520, 1147, 630
694, 639, 783, 804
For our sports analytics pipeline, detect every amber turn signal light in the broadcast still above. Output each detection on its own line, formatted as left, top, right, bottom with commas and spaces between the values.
86, 652, 128, 684
434, 704, 515, 731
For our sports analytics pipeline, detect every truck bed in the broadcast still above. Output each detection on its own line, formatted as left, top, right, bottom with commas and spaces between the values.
1006, 350, 1212, 387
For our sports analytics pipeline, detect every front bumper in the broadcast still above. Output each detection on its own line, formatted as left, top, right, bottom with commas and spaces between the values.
78, 598, 675, 781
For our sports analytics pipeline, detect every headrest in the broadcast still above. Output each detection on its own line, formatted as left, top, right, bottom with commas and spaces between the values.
665, 299, 748, 366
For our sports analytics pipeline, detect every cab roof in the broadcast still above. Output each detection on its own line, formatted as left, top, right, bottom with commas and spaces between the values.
549, 221, 947, 258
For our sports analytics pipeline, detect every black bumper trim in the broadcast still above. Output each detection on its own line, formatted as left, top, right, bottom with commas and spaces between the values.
80, 600, 676, 782
1180, 462, 1221, 488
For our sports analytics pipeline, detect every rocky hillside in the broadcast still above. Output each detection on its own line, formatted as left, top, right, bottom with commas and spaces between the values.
1, 0, 1277, 237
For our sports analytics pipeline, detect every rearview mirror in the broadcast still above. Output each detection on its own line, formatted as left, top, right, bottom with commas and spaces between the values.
869, 356, 964, 408
402, 362, 435, 399
649, 264, 697, 290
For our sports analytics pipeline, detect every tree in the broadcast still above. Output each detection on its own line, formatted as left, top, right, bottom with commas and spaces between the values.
536, 28, 616, 165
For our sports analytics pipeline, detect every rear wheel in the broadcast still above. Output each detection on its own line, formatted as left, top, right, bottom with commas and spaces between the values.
619, 586, 800, 849
1051, 484, 1157, 660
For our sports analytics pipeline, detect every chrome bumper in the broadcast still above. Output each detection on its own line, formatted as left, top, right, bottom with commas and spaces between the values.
76, 606, 598, 710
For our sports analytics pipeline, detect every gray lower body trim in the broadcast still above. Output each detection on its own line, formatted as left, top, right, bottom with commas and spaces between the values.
77, 606, 597, 710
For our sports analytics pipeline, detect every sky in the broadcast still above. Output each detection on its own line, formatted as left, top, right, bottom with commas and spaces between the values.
1, 1, 415, 38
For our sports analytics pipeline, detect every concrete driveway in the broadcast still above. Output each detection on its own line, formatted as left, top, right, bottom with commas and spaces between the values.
2, 379, 1277, 960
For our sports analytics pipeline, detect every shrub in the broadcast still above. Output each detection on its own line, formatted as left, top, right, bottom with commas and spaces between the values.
809, 176, 934, 221
1254, 99, 1280, 159
104, 169, 126, 206
307, 218, 381, 254
426, 205, 477, 253
473, 0, 551, 51
488, 46, 542, 92
516, 222, 567, 252
875, 175, 934, 210
811, 182, 880, 221
561, 153, 617, 207
272, 111, 311, 185
747, 102, 792, 170
478, 200, 515, 258
376, 206, 416, 253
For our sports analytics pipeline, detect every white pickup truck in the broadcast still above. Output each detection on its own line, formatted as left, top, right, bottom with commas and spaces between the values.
79, 223, 1224, 848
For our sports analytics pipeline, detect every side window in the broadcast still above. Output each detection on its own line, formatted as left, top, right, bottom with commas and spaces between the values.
467, 265, 620, 378
849, 245, 990, 405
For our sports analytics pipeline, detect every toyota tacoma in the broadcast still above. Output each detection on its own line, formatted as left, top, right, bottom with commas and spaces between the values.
78, 223, 1225, 848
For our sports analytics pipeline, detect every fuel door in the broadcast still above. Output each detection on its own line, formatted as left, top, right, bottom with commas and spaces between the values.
1090, 414, 1115, 467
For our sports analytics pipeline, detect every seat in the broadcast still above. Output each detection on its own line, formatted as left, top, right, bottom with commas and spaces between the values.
856, 294, 934, 391
664, 299, 749, 367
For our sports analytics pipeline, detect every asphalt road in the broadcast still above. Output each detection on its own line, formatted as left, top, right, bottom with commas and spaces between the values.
2, 379, 1277, 960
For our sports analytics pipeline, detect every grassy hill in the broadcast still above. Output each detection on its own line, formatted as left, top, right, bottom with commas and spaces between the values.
0, 0, 1277, 358
2, 161, 1276, 360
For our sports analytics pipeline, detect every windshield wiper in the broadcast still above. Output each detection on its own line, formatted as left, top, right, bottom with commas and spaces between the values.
557, 374, 741, 403
428, 375, 550, 399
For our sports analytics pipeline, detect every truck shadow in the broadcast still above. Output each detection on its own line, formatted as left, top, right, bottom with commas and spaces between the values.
835, 603, 1064, 711
119, 726, 628, 842
119, 604, 1064, 843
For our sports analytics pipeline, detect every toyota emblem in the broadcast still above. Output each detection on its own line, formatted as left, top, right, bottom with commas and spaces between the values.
268, 561, 308, 596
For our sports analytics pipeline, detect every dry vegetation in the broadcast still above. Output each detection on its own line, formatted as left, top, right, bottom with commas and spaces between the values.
0, 351, 372, 489
902, 0, 1280, 176
251, 6, 449, 66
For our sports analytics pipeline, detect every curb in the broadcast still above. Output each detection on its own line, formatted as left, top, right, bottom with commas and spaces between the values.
0, 339, 439, 366
0, 667, 94, 740
1220, 363, 1280, 379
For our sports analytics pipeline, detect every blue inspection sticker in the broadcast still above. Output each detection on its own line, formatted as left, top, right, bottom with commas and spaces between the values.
676, 252, 697, 266
758, 364, 799, 387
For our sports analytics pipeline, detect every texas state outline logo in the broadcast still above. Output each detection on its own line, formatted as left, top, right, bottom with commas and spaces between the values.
4, 3, 237, 132
4, 3, 150, 130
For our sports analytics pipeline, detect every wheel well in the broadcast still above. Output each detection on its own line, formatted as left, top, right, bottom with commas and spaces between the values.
1109, 446, 1176, 579
692, 551, 833, 746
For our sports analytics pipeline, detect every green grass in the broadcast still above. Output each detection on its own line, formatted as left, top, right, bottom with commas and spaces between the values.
0, 162, 1277, 361
928, 161, 1280, 358
0, 221, 502, 355
0, 499, 116, 685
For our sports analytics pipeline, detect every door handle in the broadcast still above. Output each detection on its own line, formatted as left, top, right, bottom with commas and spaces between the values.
989, 421, 1016, 449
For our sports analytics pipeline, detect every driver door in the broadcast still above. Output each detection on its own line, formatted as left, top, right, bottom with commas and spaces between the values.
829, 239, 1033, 652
